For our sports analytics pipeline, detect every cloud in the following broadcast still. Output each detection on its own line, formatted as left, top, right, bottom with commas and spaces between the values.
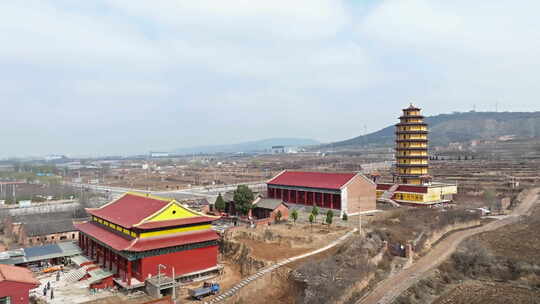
0, 1, 538, 157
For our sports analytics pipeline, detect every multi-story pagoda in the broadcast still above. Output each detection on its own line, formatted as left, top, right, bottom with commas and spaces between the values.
76, 192, 220, 289
394, 104, 430, 185
376, 104, 457, 206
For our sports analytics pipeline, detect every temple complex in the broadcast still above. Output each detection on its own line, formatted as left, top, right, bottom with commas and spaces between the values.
376, 104, 457, 206
75, 192, 220, 289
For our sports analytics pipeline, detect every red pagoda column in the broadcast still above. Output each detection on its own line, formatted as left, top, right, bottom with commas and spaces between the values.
104, 247, 108, 269
127, 260, 132, 286
295, 190, 299, 203
108, 249, 113, 271
330, 193, 334, 209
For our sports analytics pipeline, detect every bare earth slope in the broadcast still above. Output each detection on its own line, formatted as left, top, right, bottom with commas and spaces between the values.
358, 187, 539, 304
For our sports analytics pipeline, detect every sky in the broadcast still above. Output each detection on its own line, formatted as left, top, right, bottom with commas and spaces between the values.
1, 1, 539, 157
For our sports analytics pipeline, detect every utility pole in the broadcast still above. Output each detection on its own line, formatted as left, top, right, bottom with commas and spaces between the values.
172, 266, 176, 302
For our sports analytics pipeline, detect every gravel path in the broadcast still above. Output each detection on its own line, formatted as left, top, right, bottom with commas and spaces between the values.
358, 187, 539, 304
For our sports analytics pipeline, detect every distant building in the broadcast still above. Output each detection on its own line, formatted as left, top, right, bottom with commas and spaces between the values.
0, 264, 40, 304
4, 212, 86, 247
19, 219, 79, 246
271, 146, 285, 154
149, 152, 171, 158
267, 170, 376, 216
44, 154, 67, 162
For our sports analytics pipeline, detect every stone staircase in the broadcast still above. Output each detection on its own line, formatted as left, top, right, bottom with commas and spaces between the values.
64, 266, 90, 283
379, 184, 401, 207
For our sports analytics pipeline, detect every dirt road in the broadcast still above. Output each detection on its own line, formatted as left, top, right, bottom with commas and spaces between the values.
358, 187, 540, 304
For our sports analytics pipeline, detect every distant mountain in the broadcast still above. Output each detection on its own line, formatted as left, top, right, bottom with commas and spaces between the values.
323, 111, 540, 148
174, 138, 319, 155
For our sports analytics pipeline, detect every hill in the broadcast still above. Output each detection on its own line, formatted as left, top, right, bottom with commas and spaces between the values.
175, 138, 319, 155
324, 111, 540, 148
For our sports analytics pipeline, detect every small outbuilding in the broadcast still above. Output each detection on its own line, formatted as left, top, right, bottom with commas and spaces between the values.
250, 198, 289, 222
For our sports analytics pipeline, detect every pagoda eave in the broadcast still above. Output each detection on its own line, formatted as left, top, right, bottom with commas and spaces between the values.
395, 122, 428, 126
399, 115, 424, 119
396, 139, 428, 143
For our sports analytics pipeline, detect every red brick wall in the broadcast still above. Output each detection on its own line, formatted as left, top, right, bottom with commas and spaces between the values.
139, 245, 218, 281
0, 281, 37, 304
345, 175, 376, 214
19, 230, 79, 246
89, 276, 114, 289
271, 204, 289, 221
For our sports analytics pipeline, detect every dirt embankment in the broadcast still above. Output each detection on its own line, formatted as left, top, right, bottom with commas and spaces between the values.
291, 233, 385, 304
222, 235, 267, 277
368, 207, 480, 254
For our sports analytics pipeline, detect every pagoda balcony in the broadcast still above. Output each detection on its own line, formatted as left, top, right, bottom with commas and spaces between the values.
395, 130, 428, 135
396, 163, 429, 168
395, 147, 428, 151
396, 139, 428, 143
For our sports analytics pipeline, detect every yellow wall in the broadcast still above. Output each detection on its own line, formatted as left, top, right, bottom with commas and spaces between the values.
405, 110, 420, 116
93, 217, 137, 237
397, 151, 427, 156
394, 192, 424, 202
398, 168, 428, 174
397, 159, 428, 164
427, 185, 457, 196
398, 134, 427, 140
397, 143, 427, 148
146, 203, 197, 222
397, 126, 427, 131
139, 224, 211, 238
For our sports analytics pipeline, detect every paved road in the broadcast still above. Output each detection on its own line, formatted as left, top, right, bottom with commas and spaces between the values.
67, 181, 265, 200
358, 187, 540, 304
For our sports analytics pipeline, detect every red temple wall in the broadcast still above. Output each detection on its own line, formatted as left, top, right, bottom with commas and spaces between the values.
138, 245, 218, 281
267, 186, 342, 210
0, 281, 37, 304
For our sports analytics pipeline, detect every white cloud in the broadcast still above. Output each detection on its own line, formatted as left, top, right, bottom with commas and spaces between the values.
0, 1, 539, 156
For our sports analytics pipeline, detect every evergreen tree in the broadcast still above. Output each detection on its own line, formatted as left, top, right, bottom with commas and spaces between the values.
275, 210, 282, 223
326, 210, 333, 225
311, 206, 319, 221
291, 209, 298, 224
214, 193, 226, 212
